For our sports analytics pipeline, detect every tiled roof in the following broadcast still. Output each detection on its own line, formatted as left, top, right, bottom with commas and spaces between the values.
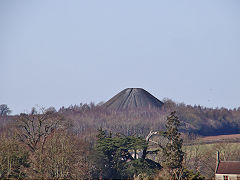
216, 161, 240, 174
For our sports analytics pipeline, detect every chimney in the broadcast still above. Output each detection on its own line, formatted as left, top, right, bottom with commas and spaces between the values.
215, 151, 220, 173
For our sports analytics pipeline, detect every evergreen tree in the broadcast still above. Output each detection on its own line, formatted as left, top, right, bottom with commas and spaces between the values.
93, 129, 131, 179
93, 129, 161, 179
162, 111, 184, 179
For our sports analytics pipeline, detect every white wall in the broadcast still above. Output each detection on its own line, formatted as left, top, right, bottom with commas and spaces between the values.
215, 174, 240, 180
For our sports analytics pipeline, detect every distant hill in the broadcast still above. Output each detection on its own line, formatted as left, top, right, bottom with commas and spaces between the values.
102, 88, 164, 111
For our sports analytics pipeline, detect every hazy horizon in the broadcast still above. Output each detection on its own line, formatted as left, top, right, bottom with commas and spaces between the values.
1, 0, 240, 114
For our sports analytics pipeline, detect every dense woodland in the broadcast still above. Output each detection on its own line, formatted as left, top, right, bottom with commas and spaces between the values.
0, 100, 240, 179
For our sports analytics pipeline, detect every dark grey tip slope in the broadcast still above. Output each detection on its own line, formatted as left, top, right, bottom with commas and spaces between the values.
103, 88, 163, 111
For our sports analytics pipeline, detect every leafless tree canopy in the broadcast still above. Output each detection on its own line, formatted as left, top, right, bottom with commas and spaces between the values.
16, 108, 65, 152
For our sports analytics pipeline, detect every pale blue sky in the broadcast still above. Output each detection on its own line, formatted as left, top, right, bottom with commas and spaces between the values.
1, 0, 240, 114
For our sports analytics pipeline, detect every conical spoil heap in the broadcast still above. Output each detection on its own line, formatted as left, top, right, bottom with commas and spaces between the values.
103, 88, 163, 111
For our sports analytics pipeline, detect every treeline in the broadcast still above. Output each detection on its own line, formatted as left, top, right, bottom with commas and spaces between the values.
1, 100, 240, 139
56, 99, 240, 137
164, 99, 240, 135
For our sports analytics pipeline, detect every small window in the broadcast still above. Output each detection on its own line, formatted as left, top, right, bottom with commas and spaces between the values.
223, 176, 228, 180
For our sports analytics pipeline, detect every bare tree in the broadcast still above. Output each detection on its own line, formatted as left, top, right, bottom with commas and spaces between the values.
142, 130, 166, 160
14, 107, 67, 178
0, 133, 29, 179
16, 107, 65, 152
0, 104, 11, 116
41, 131, 92, 179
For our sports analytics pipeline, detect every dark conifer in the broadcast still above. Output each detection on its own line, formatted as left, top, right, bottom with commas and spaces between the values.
162, 111, 184, 178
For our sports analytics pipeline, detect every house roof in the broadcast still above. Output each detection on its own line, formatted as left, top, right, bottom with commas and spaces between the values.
216, 161, 240, 174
